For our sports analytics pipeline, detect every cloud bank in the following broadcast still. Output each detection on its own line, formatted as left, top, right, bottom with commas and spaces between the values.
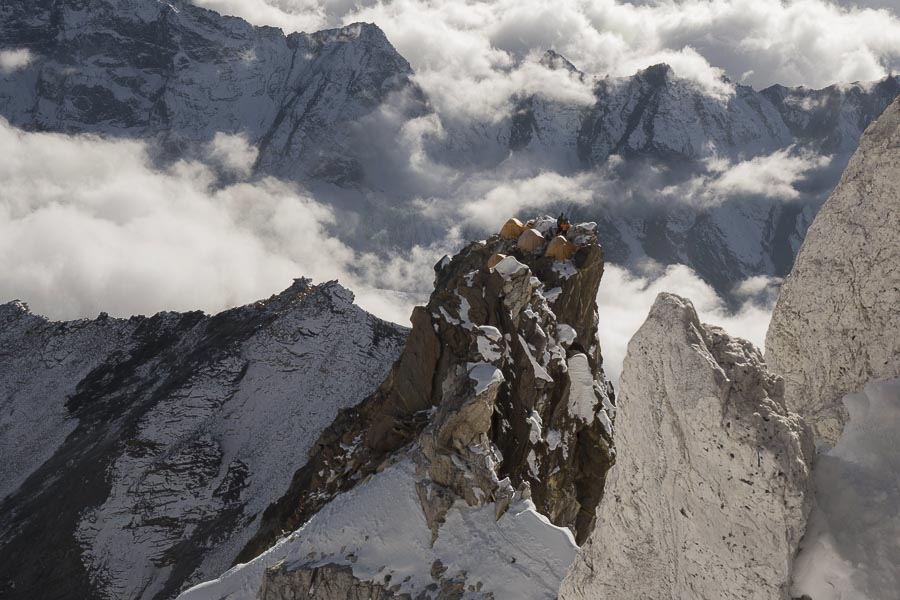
1, 116, 778, 371
190, 0, 900, 120
663, 148, 832, 207
0, 118, 441, 325
792, 378, 900, 599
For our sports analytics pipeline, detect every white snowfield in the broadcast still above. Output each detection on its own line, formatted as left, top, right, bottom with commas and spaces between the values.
0, 301, 128, 500
178, 459, 577, 600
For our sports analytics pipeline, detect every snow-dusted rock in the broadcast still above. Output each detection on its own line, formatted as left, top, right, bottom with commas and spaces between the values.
0, 280, 406, 600
766, 97, 900, 444
560, 293, 813, 600
186, 218, 615, 598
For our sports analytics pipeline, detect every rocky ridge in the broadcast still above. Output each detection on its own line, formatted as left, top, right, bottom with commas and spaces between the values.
766, 96, 900, 444
179, 217, 615, 599
0, 279, 406, 600
560, 293, 814, 600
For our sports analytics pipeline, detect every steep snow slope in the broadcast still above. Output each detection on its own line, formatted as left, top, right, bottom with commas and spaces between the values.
766, 97, 900, 443
0, 279, 406, 600
181, 460, 578, 600
560, 293, 813, 600
181, 218, 615, 598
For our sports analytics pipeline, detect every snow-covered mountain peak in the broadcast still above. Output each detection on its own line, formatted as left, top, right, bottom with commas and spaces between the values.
0, 278, 407, 600
540, 49, 582, 75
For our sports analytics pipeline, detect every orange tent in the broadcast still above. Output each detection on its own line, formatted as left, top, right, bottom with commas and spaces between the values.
545, 235, 576, 260
517, 228, 546, 252
499, 218, 525, 239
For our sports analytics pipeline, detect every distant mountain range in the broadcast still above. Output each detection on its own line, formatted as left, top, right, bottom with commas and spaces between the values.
2, 0, 897, 295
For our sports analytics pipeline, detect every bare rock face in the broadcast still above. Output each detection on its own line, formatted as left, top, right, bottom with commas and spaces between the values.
184, 219, 614, 598
259, 563, 413, 600
765, 97, 900, 444
560, 293, 813, 600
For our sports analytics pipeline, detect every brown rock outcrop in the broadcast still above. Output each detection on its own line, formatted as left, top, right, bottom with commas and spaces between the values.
237, 217, 615, 565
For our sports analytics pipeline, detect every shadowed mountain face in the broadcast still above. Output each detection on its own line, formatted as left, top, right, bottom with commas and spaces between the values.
1, 0, 897, 296
0, 280, 407, 600
0, 0, 425, 185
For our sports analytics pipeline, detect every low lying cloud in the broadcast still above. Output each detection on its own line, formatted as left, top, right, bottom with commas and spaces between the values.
444, 171, 598, 226
792, 378, 900, 599
597, 263, 777, 383
1, 112, 792, 393
188, 0, 900, 122
205, 132, 259, 177
0, 119, 431, 325
0, 113, 781, 369
190, 0, 326, 35
663, 148, 831, 206
0, 48, 34, 74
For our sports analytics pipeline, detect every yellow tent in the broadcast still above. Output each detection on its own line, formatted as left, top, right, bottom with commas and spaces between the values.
499, 218, 525, 239
545, 236, 576, 260
487, 253, 507, 269
517, 228, 546, 252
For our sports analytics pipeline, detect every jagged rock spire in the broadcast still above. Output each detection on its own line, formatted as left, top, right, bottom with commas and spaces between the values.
560, 293, 813, 600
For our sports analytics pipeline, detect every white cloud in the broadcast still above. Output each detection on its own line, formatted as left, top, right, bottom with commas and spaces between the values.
706, 148, 831, 199
792, 378, 900, 599
597, 263, 776, 383
190, 0, 327, 34
188, 0, 900, 122
450, 171, 597, 225
0, 119, 427, 326
0, 48, 34, 74
0, 118, 786, 386
663, 147, 831, 206
0, 112, 781, 377
205, 132, 259, 177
